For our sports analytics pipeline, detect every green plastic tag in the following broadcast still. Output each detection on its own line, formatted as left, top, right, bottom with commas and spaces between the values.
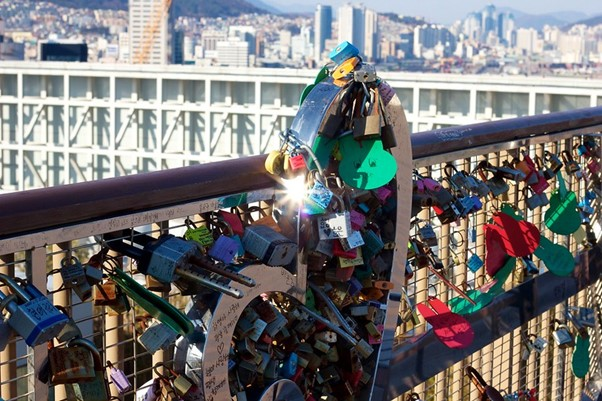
572, 334, 590, 378
533, 237, 575, 277
110, 269, 193, 336
448, 289, 494, 315
337, 135, 397, 190
544, 173, 580, 235
501, 204, 575, 277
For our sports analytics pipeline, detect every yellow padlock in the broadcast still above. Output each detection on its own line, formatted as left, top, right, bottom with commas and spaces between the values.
264, 150, 285, 175
332, 56, 360, 80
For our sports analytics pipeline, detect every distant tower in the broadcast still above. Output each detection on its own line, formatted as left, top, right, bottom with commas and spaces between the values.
314, 5, 333, 61
338, 4, 365, 56
129, 0, 170, 64
364, 8, 378, 61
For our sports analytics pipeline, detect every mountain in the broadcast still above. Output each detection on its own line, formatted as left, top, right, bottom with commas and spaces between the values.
246, 0, 281, 14
498, 7, 589, 30
46, 0, 268, 17
563, 14, 602, 30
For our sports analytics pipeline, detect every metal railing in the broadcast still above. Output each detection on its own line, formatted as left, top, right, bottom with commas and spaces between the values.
0, 103, 601, 401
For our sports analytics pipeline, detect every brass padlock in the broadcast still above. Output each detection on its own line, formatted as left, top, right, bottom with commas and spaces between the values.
551, 319, 575, 349
63, 337, 110, 401
48, 339, 95, 384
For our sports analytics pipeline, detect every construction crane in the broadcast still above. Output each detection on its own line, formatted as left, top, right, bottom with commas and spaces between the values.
133, 0, 172, 64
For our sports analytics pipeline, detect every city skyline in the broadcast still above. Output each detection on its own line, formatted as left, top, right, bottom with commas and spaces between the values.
267, 0, 600, 24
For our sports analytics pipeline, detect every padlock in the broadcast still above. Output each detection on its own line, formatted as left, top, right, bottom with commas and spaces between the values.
284, 149, 307, 177
138, 320, 179, 355
60, 256, 92, 301
486, 160, 527, 182
47, 339, 95, 384
154, 362, 194, 397
561, 150, 583, 179
417, 221, 438, 248
530, 155, 551, 194
354, 63, 377, 83
0, 274, 69, 347
524, 187, 543, 210
107, 360, 132, 394
64, 337, 111, 401
93, 279, 119, 306
514, 153, 539, 186
329, 41, 360, 64
265, 149, 286, 176
208, 234, 240, 264
84, 263, 104, 286
184, 218, 214, 248
572, 306, 596, 328
135, 377, 161, 401
544, 150, 564, 175
521, 256, 539, 275
551, 319, 575, 348
353, 87, 381, 140
332, 56, 361, 80
54, 305, 82, 343
242, 224, 298, 266
305, 179, 334, 215
318, 210, 352, 240
466, 251, 484, 273
565, 310, 589, 339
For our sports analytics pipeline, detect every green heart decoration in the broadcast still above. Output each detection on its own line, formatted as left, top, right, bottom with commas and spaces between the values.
572, 334, 590, 378
338, 135, 397, 190
544, 172, 581, 235
501, 204, 575, 277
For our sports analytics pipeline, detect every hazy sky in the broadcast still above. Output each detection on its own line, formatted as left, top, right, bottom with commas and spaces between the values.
269, 0, 601, 24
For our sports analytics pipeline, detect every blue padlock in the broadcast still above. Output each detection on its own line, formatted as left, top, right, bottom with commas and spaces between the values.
329, 41, 360, 65
0, 274, 69, 347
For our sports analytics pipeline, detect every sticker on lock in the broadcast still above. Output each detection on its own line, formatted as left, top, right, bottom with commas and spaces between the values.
318, 212, 352, 240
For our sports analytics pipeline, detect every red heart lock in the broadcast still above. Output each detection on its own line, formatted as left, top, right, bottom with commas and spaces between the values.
488, 212, 540, 257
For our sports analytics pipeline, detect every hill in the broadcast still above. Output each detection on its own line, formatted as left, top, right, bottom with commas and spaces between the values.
46, 0, 268, 17
563, 14, 602, 30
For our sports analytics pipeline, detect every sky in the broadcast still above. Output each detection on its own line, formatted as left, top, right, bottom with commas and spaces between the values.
266, 0, 601, 24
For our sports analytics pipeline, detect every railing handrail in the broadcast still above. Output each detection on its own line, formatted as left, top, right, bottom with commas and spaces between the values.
1, 106, 602, 238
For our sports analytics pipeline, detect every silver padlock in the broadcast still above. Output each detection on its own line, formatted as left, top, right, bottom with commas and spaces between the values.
353, 64, 377, 83
552, 319, 575, 349
0, 274, 69, 347
572, 306, 596, 328
242, 225, 298, 266
138, 320, 178, 355
135, 377, 161, 401
60, 256, 92, 302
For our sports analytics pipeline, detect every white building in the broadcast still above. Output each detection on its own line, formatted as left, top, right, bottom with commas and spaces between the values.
0, 62, 600, 191
338, 4, 365, 57
216, 39, 249, 67
364, 8, 378, 62
515, 28, 539, 55
314, 5, 333, 62
128, 0, 170, 64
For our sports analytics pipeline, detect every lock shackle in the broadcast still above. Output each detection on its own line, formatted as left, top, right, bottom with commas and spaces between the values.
184, 218, 198, 230
465, 366, 488, 394
561, 149, 575, 163
443, 163, 459, 178
67, 337, 103, 371
0, 273, 33, 303
407, 393, 421, 401
60, 255, 81, 269
0, 291, 18, 315
153, 361, 179, 381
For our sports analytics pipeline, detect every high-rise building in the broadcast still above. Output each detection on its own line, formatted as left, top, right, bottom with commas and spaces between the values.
314, 5, 333, 61
338, 4, 378, 61
364, 8, 378, 62
129, 0, 170, 64
338, 4, 365, 57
